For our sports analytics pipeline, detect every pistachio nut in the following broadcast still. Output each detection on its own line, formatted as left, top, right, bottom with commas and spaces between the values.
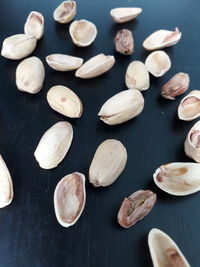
110, 7, 142, 23
24, 11, 44, 40
53, 1, 76, 24
114, 29, 134, 55
46, 54, 83, 71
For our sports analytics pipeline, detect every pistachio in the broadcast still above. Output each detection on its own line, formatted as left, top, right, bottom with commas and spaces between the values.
69, 19, 97, 47
114, 29, 134, 55
24, 11, 44, 40
53, 1, 76, 24
75, 53, 115, 79
161, 72, 190, 100
47, 85, 83, 118
0, 155, 13, 208
34, 121, 73, 169
125, 61, 150, 91
143, 27, 182, 51
89, 139, 127, 187
16, 56, 45, 94
178, 90, 200, 121
148, 228, 190, 267
1, 34, 37, 60
98, 89, 144, 125
110, 7, 142, 23
54, 172, 86, 227
153, 162, 200, 196
46, 54, 83, 71
117, 190, 156, 228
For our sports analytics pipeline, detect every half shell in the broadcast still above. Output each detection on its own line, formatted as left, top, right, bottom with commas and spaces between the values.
54, 172, 86, 227
153, 162, 200, 196
53, 1, 76, 24
110, 7, 142, 23
148, 228, 190, 267
46, 54, 83, 71
143, 28, 182, 51
24, 11, 44, 40
69, 19, 97, 47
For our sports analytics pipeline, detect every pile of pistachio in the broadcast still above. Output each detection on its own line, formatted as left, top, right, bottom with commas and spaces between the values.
1, 1, 198, 266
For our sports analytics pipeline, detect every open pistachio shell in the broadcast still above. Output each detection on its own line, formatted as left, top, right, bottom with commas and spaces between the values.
178, 90, 200, 121
153, 162, 200, 196
54, 172, 86, 227
24, 11, 44, 40
46, 54, 83, 71
143, 28, 182, 51
110, 7, 142, 23
53, 1, 76, 24
148, 228, 190, 267
69, 19, 97, 47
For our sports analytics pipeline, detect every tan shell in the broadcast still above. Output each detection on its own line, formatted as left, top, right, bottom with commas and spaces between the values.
110, 7, 142, 23
145, 50, 171, 77
89, 139, 127, 187
114, 29, 134, 55
75, 53, 115, 79
1, 34, 37, 60
143, 28, 182, 51
47, 85, 83, 118
125, 61, 150, 91
0, 155, 13, 208
16, 56, 45, 94
53, 1, 76, 24
69, 19, 97, 47
54, 172, 86, 227
34, 121, 73, 169
153, 162, 200, 196
46, 54, 83, 71
148, 228, 190, 267
178, 90, 200, 121
24, 11, 44, 40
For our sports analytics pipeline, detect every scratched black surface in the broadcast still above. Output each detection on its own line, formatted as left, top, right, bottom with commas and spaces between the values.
0, 0, 199, 266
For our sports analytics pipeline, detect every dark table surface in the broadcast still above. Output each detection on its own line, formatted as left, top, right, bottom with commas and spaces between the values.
0, 0, 199, 266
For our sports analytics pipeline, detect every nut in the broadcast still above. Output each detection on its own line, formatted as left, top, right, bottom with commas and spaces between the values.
114, 29, 134, 55
46, 54, 83, 71
24, 11, 44, 40
110, 7, 142, 23
53, 1, 76, 24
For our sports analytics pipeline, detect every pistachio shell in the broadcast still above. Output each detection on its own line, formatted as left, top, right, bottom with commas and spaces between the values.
46, 54, 83, 71
114, 29, 134, 55
34, 121, 73, 169
47, 85, 83, 118
24, 11, 44, 40
53, 1, 76, 24
110, 7, 142, 23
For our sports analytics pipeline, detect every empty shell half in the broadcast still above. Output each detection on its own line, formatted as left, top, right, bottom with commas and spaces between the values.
153, 162, 200, 196
145, 50, 171, 77
89, 139, 127, 187
0, 155, 13, 208
148, 228, 190, 267
54, 172, 86, 227
114, 29, 134, 55
46, 54, 83, 71
143, 27, 182, 51
69, 19, 97, 47
110, 7, 142, 23
24, 11, 44, 40
184, 121, 200, 163
125, 61, 150, 91
178, 90, 200, 121
98, 89, 144, 125
53, 1, 76, 24
1, 34, 37, 60
34, 121, 73, 169
75, 53, 115, 79
47, 85, 83, 118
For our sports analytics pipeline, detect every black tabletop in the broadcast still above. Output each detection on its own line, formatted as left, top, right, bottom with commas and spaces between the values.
0, 0, 199, 266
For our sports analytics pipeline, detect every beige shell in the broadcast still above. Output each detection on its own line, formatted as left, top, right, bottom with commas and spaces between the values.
98, 89, 144, 125
54, 172, 86, 227
89, 139, 127, 187
53, 1, 76, 24
153, 162, 200, 196
125, 61, 150, 91
110, 7, 142, 23
178, 90, 200, 121
46, 54, 83, 71
75, 53, 115, 79
16, 56, 45, 94
69, 19, 97, 47
24, 11, 44, 40
47, 85, 83, 118
145, 50, 171, 77
34, 121, 73, 169
1, 34, 37, 60
0, 155, 13, 208
148, 228, 190, 267
143, 28, 182, 51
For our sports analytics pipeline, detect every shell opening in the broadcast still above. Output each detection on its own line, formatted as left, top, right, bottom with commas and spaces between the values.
72, 21, 96, 44
190, 130, 200, 148
181, 96, 200, 118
